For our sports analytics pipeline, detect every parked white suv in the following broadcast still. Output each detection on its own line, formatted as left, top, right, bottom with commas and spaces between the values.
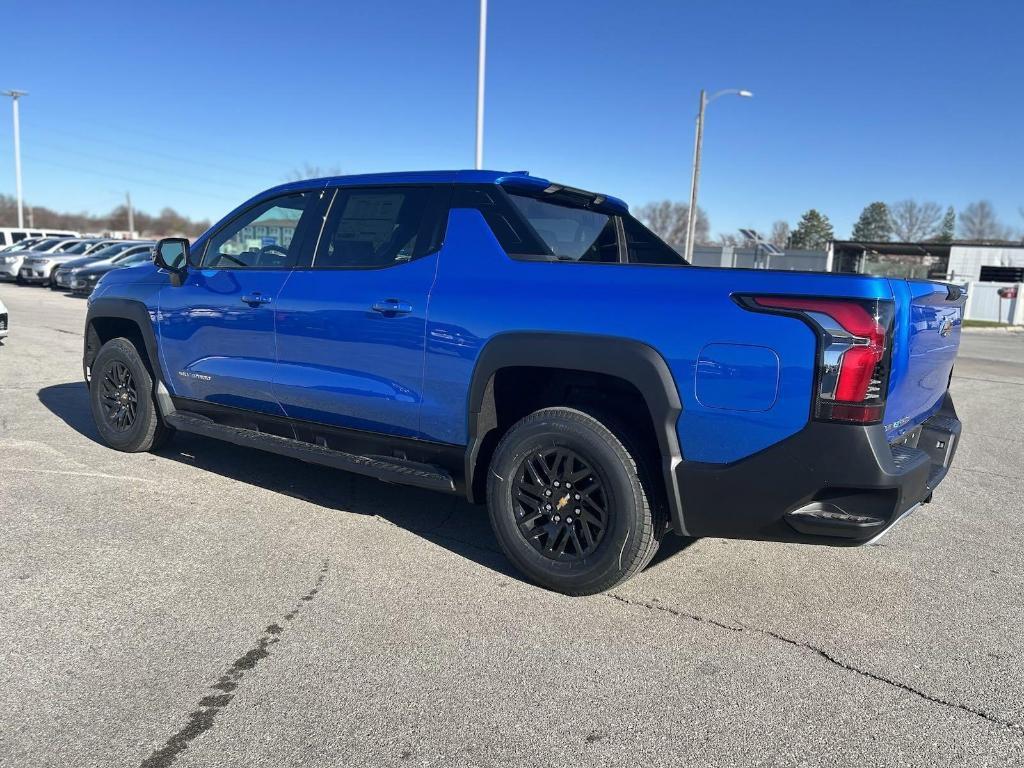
0, 296, 8, 342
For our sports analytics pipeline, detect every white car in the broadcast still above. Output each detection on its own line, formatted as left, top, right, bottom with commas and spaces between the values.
0, 296, 8, 341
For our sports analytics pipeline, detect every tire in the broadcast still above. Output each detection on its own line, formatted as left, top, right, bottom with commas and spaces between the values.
89, 337, 173, 452
486, 407, 663, 595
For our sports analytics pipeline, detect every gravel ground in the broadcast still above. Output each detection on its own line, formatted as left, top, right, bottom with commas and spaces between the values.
1, 282, 1022, 768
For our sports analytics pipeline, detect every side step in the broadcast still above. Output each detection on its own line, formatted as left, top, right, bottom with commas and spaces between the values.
165, 412, 456, 493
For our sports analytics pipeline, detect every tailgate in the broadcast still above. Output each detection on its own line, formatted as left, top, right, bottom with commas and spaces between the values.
883, 279, 965, 438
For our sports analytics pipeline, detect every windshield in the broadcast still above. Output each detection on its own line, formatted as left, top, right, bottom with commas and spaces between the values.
118, 249, 153, 265
62, 241, 95, 255
90, 242, 143, 260
30, 238, 63, 251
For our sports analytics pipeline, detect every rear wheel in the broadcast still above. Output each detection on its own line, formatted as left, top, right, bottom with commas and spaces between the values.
89, 338, 173, 452
486, 407, 662, 595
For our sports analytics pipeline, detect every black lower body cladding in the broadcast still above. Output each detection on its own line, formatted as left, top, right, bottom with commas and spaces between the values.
676, 394, 962, 545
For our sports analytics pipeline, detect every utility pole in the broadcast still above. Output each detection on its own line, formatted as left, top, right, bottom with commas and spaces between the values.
475, 0, 487, 170
27, 205, 34, 228
3, 89, 28, 228
126, 191, 135, 237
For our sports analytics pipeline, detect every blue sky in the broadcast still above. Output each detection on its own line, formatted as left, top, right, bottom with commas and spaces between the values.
0, 0, 1021, 238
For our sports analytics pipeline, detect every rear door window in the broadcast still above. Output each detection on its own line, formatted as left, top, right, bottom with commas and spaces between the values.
313, 186, 447, 269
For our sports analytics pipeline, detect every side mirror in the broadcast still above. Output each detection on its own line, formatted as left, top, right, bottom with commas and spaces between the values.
154, 238, 190, 286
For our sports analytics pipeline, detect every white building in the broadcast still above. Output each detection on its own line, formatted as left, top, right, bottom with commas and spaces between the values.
946, 244, 1024, 283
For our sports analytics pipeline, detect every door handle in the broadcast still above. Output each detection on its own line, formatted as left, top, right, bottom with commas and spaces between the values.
241, 292, 272, 307
371, 299, 413, 316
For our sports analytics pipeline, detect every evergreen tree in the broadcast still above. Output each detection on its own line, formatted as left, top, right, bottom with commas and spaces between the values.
937, 206, 956, 242
851, 202, 892, 242
789, 209, 834, 250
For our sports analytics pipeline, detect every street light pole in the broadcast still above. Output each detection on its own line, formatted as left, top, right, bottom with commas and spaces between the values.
126, 191, 135, 238
684, 87, 752, 262
3, 89, 28, 228
474, 0, 488, 170
684, 90, 707, 263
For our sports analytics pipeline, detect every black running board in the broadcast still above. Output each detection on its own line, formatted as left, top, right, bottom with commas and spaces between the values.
165, 411, 456, 493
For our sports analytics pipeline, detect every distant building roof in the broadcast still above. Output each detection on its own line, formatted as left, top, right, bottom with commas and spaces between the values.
832, 239, 1024, 256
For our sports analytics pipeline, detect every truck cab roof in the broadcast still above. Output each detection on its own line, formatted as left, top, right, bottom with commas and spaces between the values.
258, 170, 629, 214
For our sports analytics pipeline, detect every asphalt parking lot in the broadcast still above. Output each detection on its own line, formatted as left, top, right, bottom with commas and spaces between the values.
1, 283, 1022, 768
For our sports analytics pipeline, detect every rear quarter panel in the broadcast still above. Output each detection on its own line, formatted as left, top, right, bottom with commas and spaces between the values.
423, 208, 893, 463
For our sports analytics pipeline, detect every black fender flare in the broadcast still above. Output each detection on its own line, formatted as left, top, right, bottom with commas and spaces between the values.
84, 297, 174, 416
464, 332, 687, 534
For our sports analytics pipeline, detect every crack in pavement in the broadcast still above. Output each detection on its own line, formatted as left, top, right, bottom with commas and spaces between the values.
606, 592, 1023, 735
138, 560, 330, 768
607, 592, 744, 632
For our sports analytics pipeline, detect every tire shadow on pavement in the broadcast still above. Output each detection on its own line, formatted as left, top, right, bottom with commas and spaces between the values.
37, 381, 698, 587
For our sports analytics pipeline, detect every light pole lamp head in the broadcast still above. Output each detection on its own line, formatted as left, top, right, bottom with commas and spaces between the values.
3, 89, 28, 100
706, 88, 754, 105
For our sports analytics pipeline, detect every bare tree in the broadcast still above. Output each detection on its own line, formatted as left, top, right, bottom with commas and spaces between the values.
959, 200, 1011, 241
0, 193, 209, 237
635, 201, 710, 249
286, 164, 344, 181
769, 220, 790, 248
888, 200, 943, 241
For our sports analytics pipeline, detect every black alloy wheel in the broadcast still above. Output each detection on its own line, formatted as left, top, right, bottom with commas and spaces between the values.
99, 360, 139, 432
511, 447, 608, 561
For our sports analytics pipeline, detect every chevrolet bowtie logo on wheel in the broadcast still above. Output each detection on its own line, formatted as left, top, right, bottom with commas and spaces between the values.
556, 494, 570, 511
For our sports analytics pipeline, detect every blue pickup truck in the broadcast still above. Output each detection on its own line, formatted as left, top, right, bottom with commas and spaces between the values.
83, 170, 964, 594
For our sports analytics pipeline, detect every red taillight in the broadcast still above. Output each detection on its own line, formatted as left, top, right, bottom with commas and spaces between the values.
745, 296, 894, 425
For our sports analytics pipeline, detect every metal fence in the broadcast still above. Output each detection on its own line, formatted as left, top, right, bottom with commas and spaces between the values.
691, 246, 828, 272
964, 281, 1022, 324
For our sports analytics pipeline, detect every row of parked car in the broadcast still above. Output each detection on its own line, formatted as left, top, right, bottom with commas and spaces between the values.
0, 236, 156, 296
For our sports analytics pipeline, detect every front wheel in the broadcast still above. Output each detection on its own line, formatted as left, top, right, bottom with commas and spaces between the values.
486, 407, 662, 595
89, 338, 173, 452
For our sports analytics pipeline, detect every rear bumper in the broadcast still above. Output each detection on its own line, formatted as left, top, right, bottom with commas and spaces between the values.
675, 393, 961, 545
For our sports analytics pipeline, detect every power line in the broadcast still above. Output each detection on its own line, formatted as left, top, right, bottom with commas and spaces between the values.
19, 137, 275, 192
21, 155, 245, 203
16, 120, 286, 181
61, 116, 298, 169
